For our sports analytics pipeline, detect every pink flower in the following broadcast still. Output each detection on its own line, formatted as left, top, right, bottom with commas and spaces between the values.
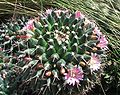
22, 19, 35, 31
84, 18, 91, 26
54, 10, 68, 17
75, 11, 85, 19
89, 53, 101, 71
64, 67, 84, 86
97, 35, 108, 49
54, 10, 62, 17
46, 9, 52, 15
93, 27, 102, 37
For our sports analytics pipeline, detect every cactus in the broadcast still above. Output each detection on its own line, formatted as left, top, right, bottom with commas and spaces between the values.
0, 9, 108, 95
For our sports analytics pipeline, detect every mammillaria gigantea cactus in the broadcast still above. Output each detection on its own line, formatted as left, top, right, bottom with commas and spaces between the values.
0, 9, 108, 95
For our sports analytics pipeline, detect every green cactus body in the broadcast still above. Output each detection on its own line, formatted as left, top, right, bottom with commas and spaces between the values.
0, 9, 108, 95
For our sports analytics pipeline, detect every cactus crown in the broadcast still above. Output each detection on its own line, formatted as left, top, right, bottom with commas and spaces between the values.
0, 9, 108, 95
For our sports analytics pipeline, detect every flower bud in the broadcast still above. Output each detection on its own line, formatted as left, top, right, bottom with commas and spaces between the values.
45, 71, 52, 76
60, 68, 66, 74
36, 63, 43, 69
92, 47, 98, 51
91, 34, 97, 40
80, 61, 86, 66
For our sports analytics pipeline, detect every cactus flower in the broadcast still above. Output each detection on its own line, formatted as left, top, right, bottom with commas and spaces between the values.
64, 67, 84, 86
54, 10, 68, 17
46, 9, 52, 15
54, 10, 62, 17
22, 19, 35, 31
97, 35, 108, 49
75, 11, 85, 19
93, 27, 102, 37
89, 53, 101, 71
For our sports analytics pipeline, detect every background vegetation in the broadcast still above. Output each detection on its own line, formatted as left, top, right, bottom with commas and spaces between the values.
0, 0, 120, 95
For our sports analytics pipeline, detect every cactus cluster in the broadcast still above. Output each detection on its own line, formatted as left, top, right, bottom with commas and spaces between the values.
0, 9, 108, 95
